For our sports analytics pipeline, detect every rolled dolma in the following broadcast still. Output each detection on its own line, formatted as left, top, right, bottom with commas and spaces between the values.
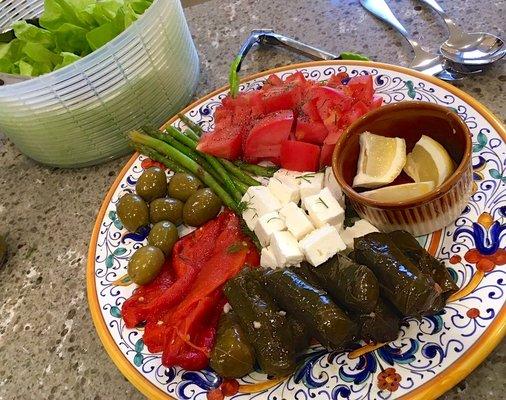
357, 298, 401, 343
262, 269, 358, 350
210, 311, 255, 378
311, 254, 380, 314
288, 316, 311, 353
223, 269, 295, 377
388, 230, 458, 306
261, 267, 312, 353
354, 232, 440, 317
289, 262, 320, 287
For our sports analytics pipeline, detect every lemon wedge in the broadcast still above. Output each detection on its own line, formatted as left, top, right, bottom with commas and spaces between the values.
361, 181, 435, 202
404, 135, 455, 186
353, 132, 406, 188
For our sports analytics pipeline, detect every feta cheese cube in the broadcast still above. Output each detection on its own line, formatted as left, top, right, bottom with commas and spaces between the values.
268, 177, 300, 205
298, 172, 324, 201
241, 186, 282, 230
279, 202, 314, 240
340, 219, 379, 250
260, 246, 278, 269
271, 231, 304, 267
324, 167, 345, 207
273, 169, 303, 187
254, 211, 286, 246
303, 187, 345, 229
299, 224, 345, 266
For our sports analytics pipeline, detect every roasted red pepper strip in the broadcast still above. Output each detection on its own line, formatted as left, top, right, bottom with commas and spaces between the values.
121, 213, 228, 329
121, 263, 174, 328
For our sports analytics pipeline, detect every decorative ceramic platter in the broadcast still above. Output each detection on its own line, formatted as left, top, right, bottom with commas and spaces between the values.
87, 61, 506, 400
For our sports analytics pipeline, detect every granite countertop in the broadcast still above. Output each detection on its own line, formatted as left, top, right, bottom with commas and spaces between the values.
0, 0, 504, 399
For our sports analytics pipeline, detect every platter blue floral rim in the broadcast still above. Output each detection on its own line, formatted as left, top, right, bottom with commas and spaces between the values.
87, 60, 506, 400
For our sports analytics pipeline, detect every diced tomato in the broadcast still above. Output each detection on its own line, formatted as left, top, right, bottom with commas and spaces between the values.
140, 158, 166, 171
339, 100, 370, 128
320, 143, 335, 167
220, 95, 236, 109
294, 113, 328, 145
207, 389, 224, 400
300, 98, 322, 122
221, 379, 240, 396
284, 70, 307, 86
264, 73, 283, 87
234, 90, 265, 119
324, 128, 345, 145
261, 83, 302, 114
214, 105, 232, 125
243, 110, 294, 162
280, 140, 320, 172
370, 95, 383, 110
197, 125, 243, 159
327, 72, 349, 88
310, 85, 354, 112
347, 74, 374, 103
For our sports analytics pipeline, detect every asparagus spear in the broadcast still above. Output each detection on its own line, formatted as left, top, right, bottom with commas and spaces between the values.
233, 161, 279, 177
177, 114, 204, 136
134, 145, 189, 174
128, 130, 239, 212
142, 126, 222, 183
219, 159, 261, 186
166, 126, 243, 203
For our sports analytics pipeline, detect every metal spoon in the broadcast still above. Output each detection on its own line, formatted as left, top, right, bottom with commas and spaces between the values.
360, 0, 475, 81
420, 0, 505, 65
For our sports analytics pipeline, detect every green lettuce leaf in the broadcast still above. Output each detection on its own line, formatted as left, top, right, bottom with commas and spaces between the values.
16, 59, 34, 76
54, 23, 91, 55
23, 42, 62, 66
1, 0, 154, 76
12, 21, 55, 49
86, 1, 123, 25
86, 22, 121, 51
55, 52, 81, 69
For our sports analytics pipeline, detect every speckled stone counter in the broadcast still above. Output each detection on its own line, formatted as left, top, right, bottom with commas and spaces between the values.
0, 1, 504, 399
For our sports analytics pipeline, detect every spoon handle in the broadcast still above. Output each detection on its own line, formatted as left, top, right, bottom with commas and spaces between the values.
359, 0, 421, 51
419, 0, 466, 42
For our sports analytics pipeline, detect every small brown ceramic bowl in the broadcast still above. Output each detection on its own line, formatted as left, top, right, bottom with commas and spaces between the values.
332, 101, 473, 236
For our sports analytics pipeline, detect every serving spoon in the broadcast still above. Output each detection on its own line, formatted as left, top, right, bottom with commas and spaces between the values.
420, 0, 506, 65
360, 0, 481, 81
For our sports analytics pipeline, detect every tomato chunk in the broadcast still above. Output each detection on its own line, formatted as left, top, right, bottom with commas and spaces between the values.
243, 110, 294, 162
197, 125, 243, 159
370, 95, 383, 109
327, 72, 349, 88
284, 70, 307, 86
294, 113, 328, 145
264, 73, 283, 87
347, 74, 374, 103
320, 143, 335, 168
261, 83, 302, 114
280, 140, 320, 172
339, 100, 371, 128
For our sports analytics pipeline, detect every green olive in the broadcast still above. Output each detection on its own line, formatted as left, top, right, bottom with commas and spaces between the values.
0, 235, 7, 267
127, 245, 165, 285
147, 221, 179, 256
149, 197, 184, 225
183, 188, 222, 227
167, 173, 203, 202
117, 193, 149, 232
136, 167, 167, 202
